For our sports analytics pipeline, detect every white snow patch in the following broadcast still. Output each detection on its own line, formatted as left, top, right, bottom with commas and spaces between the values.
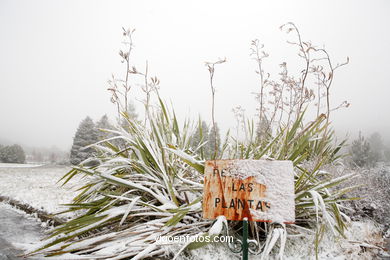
223, 159, 295, 223
0, 163, 43, 168
208, 216, 226, 235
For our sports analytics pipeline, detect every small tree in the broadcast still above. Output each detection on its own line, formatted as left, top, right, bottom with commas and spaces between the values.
0, 144, 3, 161
0, 144, 26, 164
120, 102, 140, 129
208, 123, 221, 159
384, 145, 390, 162
368, 132, 384, 161
191, 119, 210, 159
96, 114, 112, 140
350, 132, 376, 167
70, 116, 98, 165
125, 102, 139, 122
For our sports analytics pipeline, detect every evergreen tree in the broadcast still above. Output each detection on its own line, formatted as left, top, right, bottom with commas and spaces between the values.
115, 102, 140, 149
70, 116, 98, 165
126, 102, 139, 122
384, 145, 390, 162
368, 132, 384, 161
208, 123, 221, 160
191, 120, 209, 158
256, 117, 271, 142
350, 132, 376, 167
120, 102, 140, 128
96, 114, 112, 140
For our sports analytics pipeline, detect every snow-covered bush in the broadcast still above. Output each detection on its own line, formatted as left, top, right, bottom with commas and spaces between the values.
0, 144, 26, 164
27, 25, 356, 259
341, 164, 390, 225
25, 101, 355, 259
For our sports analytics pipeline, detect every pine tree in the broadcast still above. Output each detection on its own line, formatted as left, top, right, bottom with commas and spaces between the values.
96, 114, 112, 140
120, 102, 139, 128
126, 102, 139, 122
114, 102, 140, 150
208, 123, 221, 160
191, 120, 209, 158
350, 132, 374, 167
70, 116, 98, 165
256, 117, 271, 142
368, 132, 384, 161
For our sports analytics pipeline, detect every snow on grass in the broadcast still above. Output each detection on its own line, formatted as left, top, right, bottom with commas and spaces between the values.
0, 165, 84, 218
178, 220, 385, 260
282, 220, 386, 260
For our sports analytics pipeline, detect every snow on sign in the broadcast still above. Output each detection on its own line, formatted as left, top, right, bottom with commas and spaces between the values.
203, 159, 295, 223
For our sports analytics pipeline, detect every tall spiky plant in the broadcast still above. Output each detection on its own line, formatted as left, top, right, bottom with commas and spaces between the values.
27, 24, 356, 259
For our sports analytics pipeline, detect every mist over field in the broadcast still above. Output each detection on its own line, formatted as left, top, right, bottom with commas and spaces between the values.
0, 0, 389, 152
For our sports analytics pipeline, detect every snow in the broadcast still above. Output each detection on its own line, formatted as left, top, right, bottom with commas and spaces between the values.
282, 220, 386, 259
0, 163, 388, 259
223, 159, 295, 223
208, 216, 226, 235
0, 165, 83, 218
0, 163, 43, 168
165, 147, 204, 165
178, 220, 386, 260
261, 225, 287, 260
0, 202, 44, 257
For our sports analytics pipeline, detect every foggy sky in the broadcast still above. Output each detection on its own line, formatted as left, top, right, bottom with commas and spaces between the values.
0, 0, 389, 150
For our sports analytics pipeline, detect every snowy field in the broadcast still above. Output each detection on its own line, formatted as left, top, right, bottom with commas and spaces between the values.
0, 164, 83, 218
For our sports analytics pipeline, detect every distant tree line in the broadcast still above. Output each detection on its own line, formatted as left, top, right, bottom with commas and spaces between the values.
0, 144, 26, 164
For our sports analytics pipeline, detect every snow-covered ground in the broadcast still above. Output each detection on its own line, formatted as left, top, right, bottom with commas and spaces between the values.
0, 164, 388, 259
0, 202, 44, 259
179, 220, 388, 260
0, 163, 43, 168
0, 164, 83, 218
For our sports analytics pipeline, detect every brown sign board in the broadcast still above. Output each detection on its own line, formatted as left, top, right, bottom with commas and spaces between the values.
203, 159, 295, 223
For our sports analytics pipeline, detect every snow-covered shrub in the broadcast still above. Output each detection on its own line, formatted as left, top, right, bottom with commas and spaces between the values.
27, 24, 356, 259
341, 164, 390, 225
0, 144, 26, 164
25, 101, 355, 259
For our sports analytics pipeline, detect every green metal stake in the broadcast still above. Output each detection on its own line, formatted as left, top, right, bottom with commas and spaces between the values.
242, 217, 248, 260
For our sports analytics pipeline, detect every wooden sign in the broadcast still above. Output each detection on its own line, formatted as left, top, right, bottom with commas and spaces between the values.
203, 159, 295, 223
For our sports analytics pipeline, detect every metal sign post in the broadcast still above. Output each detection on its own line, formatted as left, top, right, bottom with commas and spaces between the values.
202, 159, 295, 258
242, 217, 248, 260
